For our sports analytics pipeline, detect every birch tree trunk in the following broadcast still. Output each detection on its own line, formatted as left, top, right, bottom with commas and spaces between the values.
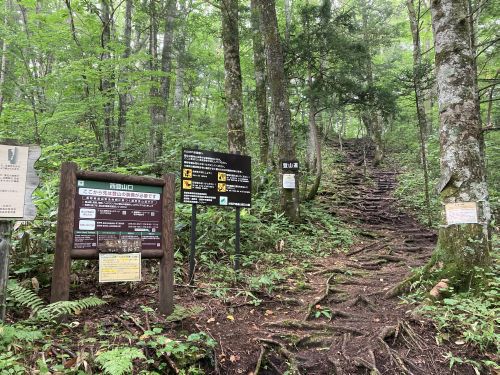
221, 0, 246, 153
431, 0, 491, 289
257, 0, 300, 222
250, 0, 269, 165
407, 0, 432, 226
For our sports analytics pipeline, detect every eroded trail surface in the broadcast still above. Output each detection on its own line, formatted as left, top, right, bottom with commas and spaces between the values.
198, 139, 469, 374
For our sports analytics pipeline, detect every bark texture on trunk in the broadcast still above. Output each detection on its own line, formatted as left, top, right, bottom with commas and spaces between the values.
161, 0, 176, 112
250, 0, 269, 165
221, 0, 246, 153
257, 0, 300, 222
305, 69, 321, 201
431, 0, 491, 289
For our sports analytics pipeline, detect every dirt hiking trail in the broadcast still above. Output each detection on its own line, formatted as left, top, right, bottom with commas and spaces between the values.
74, 138, 481, 374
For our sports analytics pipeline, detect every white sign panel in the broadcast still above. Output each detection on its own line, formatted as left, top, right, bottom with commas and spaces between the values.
445, 202, 478, 225
99, 253, 142, 283
0, 145, 29, 218
283, 174, 296, 189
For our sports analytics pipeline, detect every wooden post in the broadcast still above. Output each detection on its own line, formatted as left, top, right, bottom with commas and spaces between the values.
50, 162, 77, 303
0, 221, 12, 321
159, 173, 175, 315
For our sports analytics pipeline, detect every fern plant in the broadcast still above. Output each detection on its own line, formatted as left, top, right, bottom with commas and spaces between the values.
96, 347, 145, 375
6, 280, 105, 321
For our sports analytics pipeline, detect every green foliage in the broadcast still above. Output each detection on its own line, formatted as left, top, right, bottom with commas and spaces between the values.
7, 280, 105, 320
96, 347, 145, 375
403, 250, 500, 370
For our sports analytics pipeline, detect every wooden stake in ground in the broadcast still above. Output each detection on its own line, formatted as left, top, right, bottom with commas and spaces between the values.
0, 221, 12, 321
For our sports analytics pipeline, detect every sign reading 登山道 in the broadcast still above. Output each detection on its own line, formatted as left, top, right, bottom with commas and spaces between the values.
99, 253, 142, 283
0, 145, 29, 218
445, 202, 479, 225
74, 180, 163, 251
181, 149, 251, 207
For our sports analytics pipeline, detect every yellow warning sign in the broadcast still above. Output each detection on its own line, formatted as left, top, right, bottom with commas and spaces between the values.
99, 253, 141, 283
183, 180, 192, 190
217, 183, 227, 192
218, 172, 226, 182
183, 168, 192, 178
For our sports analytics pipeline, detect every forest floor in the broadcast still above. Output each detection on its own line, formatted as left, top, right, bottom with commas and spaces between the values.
17, 138, 487, 374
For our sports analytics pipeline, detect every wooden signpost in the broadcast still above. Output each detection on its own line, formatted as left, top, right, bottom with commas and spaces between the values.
50, 163, 175, 315
181, 149, 251, 282
0, 140, 41, 321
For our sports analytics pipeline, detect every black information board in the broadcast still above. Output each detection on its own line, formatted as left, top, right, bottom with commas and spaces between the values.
181, 149, 251, 207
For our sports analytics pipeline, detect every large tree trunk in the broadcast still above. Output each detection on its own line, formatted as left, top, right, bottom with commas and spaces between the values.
257, 0, 300, 222
0, 1, 8, 117
221, 0, 246, 153
250, 0, 269, 165
431, 0, 491, 289
406, 0, 432, 226
117, 0, 133, 161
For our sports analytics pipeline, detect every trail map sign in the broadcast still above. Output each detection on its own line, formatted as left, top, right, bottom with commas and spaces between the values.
51, 163, 175, 315
74, 180, 163, 251
181, 149, 251, 207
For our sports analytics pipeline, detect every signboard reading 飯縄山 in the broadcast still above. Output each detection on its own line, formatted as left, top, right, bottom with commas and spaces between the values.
0, 145, 29, 218
73, 180, 163, 251
181, 149, 251, 207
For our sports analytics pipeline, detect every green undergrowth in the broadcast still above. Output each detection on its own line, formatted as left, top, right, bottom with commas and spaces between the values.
400, 238, 500, 372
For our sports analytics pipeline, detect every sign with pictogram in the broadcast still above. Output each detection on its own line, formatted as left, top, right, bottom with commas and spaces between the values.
181, 149, 251, 207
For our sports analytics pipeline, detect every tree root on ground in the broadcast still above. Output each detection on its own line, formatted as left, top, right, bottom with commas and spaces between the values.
257, 338, 301, 375
304, 274, 335, 320
350, 294, 376, 311
385, 253, 437, 298
253, 345, 267, 375
264, 319, 363, 336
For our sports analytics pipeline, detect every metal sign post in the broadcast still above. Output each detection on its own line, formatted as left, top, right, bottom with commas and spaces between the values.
188, 203, 197, 284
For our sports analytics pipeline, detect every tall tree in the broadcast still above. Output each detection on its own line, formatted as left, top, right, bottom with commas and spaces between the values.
117, 0, 133, 159
100, 0, 115, 153
406, 0, 432, 226
148, 0, 163, 162
250, 0, 268, 165
431, 0, 492, 289
221, 0, 246, 153
257, 0, 300, 222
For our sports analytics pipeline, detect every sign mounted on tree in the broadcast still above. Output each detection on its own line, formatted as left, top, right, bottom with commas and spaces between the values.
50, 163, 175, 315
181, 149, 251, 207
445, 202, 479, 225
281, 160, 299, 190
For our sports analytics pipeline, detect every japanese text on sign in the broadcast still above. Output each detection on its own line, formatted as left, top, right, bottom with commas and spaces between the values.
99, 253, 142, 282
181, 149, 251, 207
73, 180, 163, 250
0, 145, 29, 218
